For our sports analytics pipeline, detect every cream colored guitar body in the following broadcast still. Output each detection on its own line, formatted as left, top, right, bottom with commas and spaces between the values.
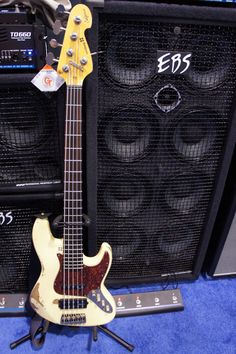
30, 216, 116, 327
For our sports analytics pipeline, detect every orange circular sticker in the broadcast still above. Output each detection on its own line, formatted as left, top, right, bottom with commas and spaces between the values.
43, 76, 54, 87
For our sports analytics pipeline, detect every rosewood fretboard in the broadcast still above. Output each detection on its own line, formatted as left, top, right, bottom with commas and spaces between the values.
64, 85, 83, 271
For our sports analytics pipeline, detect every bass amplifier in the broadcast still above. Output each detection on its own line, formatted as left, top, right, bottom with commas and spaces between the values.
0, 7, 45, 72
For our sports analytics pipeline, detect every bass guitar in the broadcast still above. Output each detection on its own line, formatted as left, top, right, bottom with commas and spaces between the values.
30, 4, 116, 326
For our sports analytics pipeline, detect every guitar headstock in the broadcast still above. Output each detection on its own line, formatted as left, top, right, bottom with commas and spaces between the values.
57, 4, 93, 87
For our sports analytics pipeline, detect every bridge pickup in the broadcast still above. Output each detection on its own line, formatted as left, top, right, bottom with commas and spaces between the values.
61, 313, 86, 325
58, 298, 88, 309
61, 284, 84, 291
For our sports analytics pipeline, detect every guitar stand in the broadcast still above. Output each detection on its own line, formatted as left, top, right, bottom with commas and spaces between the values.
10, 313, 135, 352
92, 325, 134, 352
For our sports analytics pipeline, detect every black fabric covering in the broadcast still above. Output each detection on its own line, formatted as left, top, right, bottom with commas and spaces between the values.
103, 1, 236, 24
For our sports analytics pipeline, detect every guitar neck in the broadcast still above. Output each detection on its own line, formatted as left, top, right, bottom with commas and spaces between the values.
64, 85, 83, 270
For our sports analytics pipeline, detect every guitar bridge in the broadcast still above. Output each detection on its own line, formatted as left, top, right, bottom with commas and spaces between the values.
60, 313, 86, 325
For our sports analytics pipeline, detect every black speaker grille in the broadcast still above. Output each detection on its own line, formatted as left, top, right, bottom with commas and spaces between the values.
0, 28, 7, 43
0, 199, 62, 293
0, 84, 62, 189
96, 15, 236, 282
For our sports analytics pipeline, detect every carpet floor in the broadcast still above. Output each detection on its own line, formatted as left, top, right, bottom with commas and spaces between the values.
1, 276, 236, 354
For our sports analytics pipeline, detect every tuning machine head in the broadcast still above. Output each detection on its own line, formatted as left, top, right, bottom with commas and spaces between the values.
46, 52, 59, 66
56, 4, 70, 19
49, 38, 62, 49
53, 19, 66, 35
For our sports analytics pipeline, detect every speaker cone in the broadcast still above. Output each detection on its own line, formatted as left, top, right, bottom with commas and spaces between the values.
102, 106, 158, 162
187, 35, 230, 90
164, 172, 211, 215
168, 109, 218, 162
0, 87, 54, 150
103, 224, 145, 263
34, 156, 61, 180
104, 26, 156, 86
157, 223, 196, 258
101, 173, 151, 217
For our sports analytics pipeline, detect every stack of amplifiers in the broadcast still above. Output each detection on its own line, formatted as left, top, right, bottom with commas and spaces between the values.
85, 0, 236, 285
0, 7, 65, 314
0, 7, 64, 193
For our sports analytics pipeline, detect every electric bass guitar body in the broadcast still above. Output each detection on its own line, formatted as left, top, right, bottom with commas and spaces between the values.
30, 217, 115, 326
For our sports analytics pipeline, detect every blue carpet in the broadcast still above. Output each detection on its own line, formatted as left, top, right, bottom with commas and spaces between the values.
1, 276, 235, 354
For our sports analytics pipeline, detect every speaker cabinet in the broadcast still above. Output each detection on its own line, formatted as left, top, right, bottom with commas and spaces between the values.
205, 148, 236, 277
0, 74, 64, 194
85, 1, 236, 285
0, 195, 62, 294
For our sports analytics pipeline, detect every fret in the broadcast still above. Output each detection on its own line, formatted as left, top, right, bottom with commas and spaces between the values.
64, 246, 83, 248
64, 230, 82, 235
63, 265, 84, 266
65, 134, 82, 137
65, 206, 82, 210
64, 191, 82, 194
63, 259, 83, 262
66, 147, 82, 149
66, 104, 82, 107
63, 258, 83, 260
63, 258, 83, 261
64, 170, 82, 173
66, 119, 82, 122
64, 159, 82, 162
63, 259, 83, 261
64, 267, 84, 270
64, 182, 82, 184
64, 199, 82, 201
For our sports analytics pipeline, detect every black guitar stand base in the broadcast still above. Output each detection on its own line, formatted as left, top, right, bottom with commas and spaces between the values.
10, 313, 135, 352
92, 325, 134, 351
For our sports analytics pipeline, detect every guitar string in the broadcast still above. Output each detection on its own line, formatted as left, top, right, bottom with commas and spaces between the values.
68, 72, 71, 315
73, 76, 75, 312
69, 71, 73, 315
63, 29, 84, 320
78, 24, 84, 307
75, 29, 80, 311
79, 85, 83, 303
64, 74, 69, 317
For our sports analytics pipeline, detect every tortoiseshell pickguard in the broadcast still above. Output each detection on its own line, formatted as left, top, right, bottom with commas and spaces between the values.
54, 252, 110, 296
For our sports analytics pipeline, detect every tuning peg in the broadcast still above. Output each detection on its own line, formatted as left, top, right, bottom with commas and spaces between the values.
53, 20, 66, 35
56, 4, 70, 19
46, 52, 59, 66
91, 51, 104, 56
49, 38, 62, 49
